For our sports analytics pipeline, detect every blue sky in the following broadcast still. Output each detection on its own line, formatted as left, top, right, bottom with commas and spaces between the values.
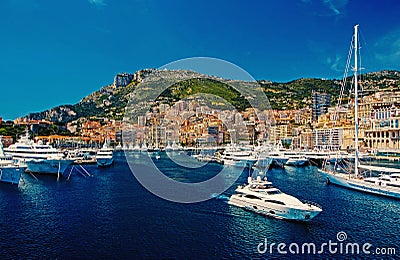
1, 0, 399, 120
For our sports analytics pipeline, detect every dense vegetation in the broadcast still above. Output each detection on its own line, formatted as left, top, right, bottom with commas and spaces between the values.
71, 81, 140, 121
0, 122, 73, 140
36, 123, 73, 137
158, 78, 251, 111
259, 78, 341, 110
0, 123, 27, 141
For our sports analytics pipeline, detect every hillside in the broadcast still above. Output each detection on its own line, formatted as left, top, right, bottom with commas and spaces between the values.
259, 78, 341, 110
23, 69, 400, 123
158, 77, 251, 111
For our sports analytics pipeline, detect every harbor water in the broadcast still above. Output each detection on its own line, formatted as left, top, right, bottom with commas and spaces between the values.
0, 151, 398, 258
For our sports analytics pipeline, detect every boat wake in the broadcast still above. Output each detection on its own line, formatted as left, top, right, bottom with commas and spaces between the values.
211, 193, 230, 201
194, 207, 258, 220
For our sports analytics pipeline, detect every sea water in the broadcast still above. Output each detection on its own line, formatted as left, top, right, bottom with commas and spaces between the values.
0, 151, 398, 258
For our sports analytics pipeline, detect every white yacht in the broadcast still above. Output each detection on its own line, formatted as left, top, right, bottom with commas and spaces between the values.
195, 153, 215, 162
67, 148, 97, 164
115, 142, 122, 151
229, 175, 322, 221
319, 25, 400, 199
268, 150, 289, 167
96, 142, 114, 167
0, 137, 23, 185
220, 149, 257, 168
284, 152, 309, 167
5, 132, 64, 166
25, 158, 74, 175
4, 132, 73, 175
267, 146, 307, 167
320, 166, 400, 199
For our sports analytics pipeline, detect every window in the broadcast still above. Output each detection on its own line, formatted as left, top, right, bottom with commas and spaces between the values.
267, 190, 282, 195
244, 194, 261, 200
265, 200, 285, 205
387, 183, 400, 188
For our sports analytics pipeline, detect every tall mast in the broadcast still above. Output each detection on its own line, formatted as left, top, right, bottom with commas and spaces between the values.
354, 24, 359, 176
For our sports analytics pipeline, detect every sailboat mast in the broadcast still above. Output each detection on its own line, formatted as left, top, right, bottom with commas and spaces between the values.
354, 24, 359, 176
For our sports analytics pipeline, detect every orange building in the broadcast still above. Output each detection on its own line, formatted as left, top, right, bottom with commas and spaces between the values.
0, 136, 13, 147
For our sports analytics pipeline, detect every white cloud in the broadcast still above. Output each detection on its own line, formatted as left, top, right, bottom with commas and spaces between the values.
326, 54, 344, 72
324, 0, 341, 15
88, 0, 106, 7
301, 0, 348, 17
306, 39, 342, 73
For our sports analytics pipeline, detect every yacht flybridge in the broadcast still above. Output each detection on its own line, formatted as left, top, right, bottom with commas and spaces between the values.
229, 174, 322, 221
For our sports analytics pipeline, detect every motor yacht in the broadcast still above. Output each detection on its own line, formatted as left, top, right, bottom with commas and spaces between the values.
284, 152, 309, 167
96, 142, 114, 167
5, 132, 64, 167
0, 137, 22, 185
220, 149, 257, 168
228, 175, 322, 221
5, 132, 73, 175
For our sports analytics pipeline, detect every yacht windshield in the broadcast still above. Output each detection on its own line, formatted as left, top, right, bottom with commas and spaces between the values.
267, 190, 281, 195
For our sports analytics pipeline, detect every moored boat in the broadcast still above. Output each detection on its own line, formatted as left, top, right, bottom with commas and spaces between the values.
319, 25, 400, 199
220, 149, 257, 168
4, 132, 65, 167
25, 158, 74, 175
96, 142, 114, 167
5, 132, 74, 175
284, 152, 309, 167
0, 137, 22, 185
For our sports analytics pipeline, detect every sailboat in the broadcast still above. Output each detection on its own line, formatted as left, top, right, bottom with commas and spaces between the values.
318, 25, 400, 199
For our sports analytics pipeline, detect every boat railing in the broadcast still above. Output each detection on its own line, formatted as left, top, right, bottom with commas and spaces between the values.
301, 199, 322, 209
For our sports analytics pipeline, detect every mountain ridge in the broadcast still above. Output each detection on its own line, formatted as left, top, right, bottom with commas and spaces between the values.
21, 69, 400, 124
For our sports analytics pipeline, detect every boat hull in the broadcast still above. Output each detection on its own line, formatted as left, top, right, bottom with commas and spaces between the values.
286, 159, 308, 166
97, 158, 114, 167
228, 195, 321, 221
0, 167, 23, 185
318, 170, 400, 199
26, 159, 74, 175
271, 157, 289, 167
222, 159, 256, 167
254, 158, 274, 168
